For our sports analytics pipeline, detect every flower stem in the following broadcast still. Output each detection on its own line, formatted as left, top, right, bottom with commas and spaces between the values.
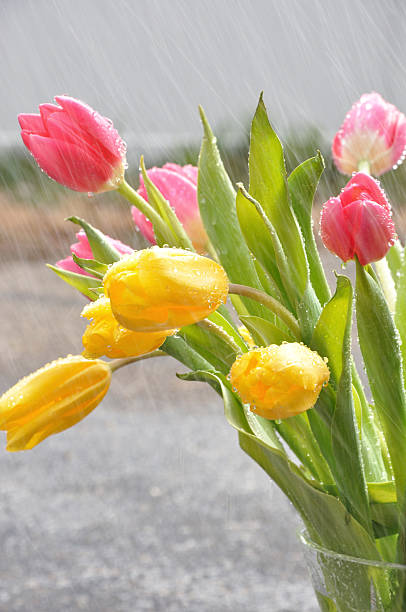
110, 350, 166, 372
228, 283, 301, 339
358, 160, 371, 174
117, 179, 173, 244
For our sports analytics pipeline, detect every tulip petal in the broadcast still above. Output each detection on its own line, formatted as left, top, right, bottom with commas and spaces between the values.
18, 113, 47, 135
56, 256, 87, 276
344, 200, 396, 266
341, 172, 390, 210
139, 168, 198, 225
39, 103, 62, 126
320, 197, 354, 262
163, 163, 198, 184
46, 111, 120, 171
54, 95, 125, 162
26, 134, 113, 192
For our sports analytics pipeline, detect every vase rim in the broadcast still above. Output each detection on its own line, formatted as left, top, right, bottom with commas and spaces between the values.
299, 528, 406, 570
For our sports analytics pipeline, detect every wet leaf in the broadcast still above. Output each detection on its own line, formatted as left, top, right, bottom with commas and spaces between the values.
67, 216, 121, 264
288, 152, 330, 306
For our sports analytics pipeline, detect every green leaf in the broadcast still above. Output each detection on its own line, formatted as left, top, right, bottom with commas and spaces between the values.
275, 413, 334, 484
239, 315, 294, 346
179, 325, 230, 374
369, 481, 396, 505
162, 335, 214, 372
311, 275, 387, 489
241, 406, 284, 453
311, 275, 352, 388
208, 311, 248, 354
296, 281, 321, 345
239, 432, 380, 560
71, 254, 108, 279
352, 386, 389, 484
67, 217, 122, 264
356, 261, 406, 505
307, 386, 336, 472
197, 107, 271, 321
46, 264, 101, 300
239, 94, 308, 299
330, 276, 371, 534
387, 239, 404, 286
236, 186, 296, 307
179, 310, 246, 375
288, 152, 331, 306
395, 250, 406, 390
179, 369, 252, 433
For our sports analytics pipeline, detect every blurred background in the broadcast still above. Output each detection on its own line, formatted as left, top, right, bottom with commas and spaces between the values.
1, 1, 406, 610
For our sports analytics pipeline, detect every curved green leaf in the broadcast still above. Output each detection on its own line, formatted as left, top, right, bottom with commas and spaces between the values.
71, 254, 108, 279
311, 275, 352, 388
288, 152, 330, 306
67, 217, 121, 264
239, 315, 293, 346
46, 264, 101, 300
197, 107, 271, 321
237, 94, 308, 299
329, 276, 371, 533
356, 261, 406, 506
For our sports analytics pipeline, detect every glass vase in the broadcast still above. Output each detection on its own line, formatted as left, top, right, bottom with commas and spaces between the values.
299, 530, 406, 612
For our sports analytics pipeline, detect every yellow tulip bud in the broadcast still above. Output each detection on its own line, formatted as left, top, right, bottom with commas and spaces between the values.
103, 247, 229, 332
0, 356, 111, 451
230, 342, 330, 420
81, 297, 172, 359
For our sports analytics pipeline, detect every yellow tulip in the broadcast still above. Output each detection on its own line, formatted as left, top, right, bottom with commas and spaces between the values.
103, 247, 229, 332
0, 356, 111, 451
81, 297, 172, 359
230, 342, 329, 420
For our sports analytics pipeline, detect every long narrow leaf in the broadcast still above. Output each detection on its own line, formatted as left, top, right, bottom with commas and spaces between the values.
330, 276, 371, 533
288, 152, 330, 306
356, 261, 406, 507
67, 217, 121, 263
239, 94, 308, 299
197, 107, 271, 321
46, 264, 101, 300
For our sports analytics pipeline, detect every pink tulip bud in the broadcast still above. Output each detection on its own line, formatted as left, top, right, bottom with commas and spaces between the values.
332, 92, 406, 176
131, 163, 208, 253
56, 230, 133, 276
18, 96, 127, 193
320, 172, 396, 266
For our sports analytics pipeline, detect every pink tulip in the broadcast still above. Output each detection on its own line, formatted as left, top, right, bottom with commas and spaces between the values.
131, 163, 208, 253
332, 92, 406, 176
18, 96, 127, 193
320, 172, 396, 266
57, 230, 133, 276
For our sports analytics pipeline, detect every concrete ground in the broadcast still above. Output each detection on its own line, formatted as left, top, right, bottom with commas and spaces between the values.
0, 261, 318, 612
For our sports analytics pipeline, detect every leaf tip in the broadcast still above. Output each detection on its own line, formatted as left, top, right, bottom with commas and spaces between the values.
198, 105, 214, 140
316, 149, 326, 169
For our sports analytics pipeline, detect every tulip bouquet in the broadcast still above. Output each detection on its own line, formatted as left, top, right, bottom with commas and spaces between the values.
4, 91, 406, 610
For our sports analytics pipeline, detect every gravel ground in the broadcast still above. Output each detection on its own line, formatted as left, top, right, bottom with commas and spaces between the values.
0, 261, 319, 612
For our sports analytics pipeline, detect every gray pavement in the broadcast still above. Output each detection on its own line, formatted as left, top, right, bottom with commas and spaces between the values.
0, 262, 318, 612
